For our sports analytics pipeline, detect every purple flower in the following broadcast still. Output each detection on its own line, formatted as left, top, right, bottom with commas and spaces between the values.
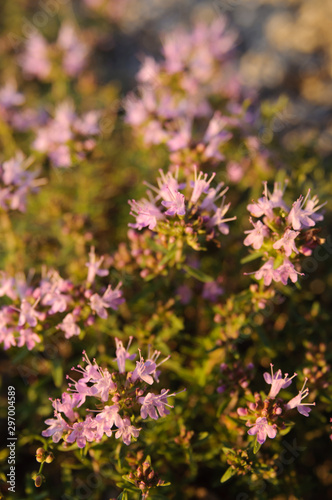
247, 417, 277, 444
0, 274, 18, 300
131, 356, 156, 385
288, 190, 325, 230
284, 378, 315, 417
17, 328, 41, 350
115, 337, 136, 373
161, 186, 186, 216
89, 292, 110, 319
263, 364, 297, 399
167, 119, 191, 151
66, 416, 97, 448
208, 199, 236, 235
247, 181, 288, 221
19, 33, 51, 80
94, 404, 121, 439
252, 258, 276, 286
199, 182, 228, 212
102, 283, 125, 310
0, 327, 16, 350
138, 389, 174, 420
57, 23, 88, 77
0, 81, 25, 109
244, 219, 270, 250
273, 229, 300, 256
114, 417, 140, 445
52, 393, 80, 421
18, 299, 45, 327
131, 349, 170, 385
202, 281, 224, 302
93, 369, 116, 402
190, 168, 216, 204
274, 258, 303, 285
42, 413, 70, 443
42, 288, 69, 314
129, 197, 163, 230
57, 313, 81, 339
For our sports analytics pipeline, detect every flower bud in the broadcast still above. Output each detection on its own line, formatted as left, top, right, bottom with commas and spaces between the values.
45, 452, 54, 463
136, 467, 143, 479
147, 470, 155, 481
142, 461, 150, 474
35, 448, 45, 462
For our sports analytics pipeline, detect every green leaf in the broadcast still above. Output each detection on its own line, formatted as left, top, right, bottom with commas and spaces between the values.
253, 436, 261, 454
241, 252, 264, 265
122, 475, 135, 485
182, 264, 213, 283
52, 361, 63, 388
118, 490, 129, 500
198, 432, 209, 441
220, 466, 237, 483
217, 398, 230, 417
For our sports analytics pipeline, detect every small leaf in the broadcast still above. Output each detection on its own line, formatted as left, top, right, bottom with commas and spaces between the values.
241, 252, 264, 265
182, 264, 213, 283
253, 437, 262, 454
122, 475, 135, 485
198, 432, 209, 441
220, 466, 237, 483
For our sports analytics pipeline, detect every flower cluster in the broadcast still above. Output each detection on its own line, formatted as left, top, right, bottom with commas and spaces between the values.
0, 152, 45, 212
244, 182, 326, 286
237, 364, 315, 445
129, 167, 236, 240
0, 247, 123, 350
32, 101, 100, 168
42, 339, 182, 448
19, 24, 89, 81
124, 18, 257, 166
218, 361, 254, 396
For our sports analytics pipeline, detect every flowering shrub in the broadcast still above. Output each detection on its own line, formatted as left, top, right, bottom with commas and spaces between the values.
0, 4, 331, 500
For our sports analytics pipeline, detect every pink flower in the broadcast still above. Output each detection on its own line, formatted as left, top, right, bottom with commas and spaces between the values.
288, 190, 325, 230
274, 258, 303, 285
115, 337, 136, 373
89, 292, 110, 319
190, 169, 216, 204
114, 417, 140, 445
263, 364, 297, 398
247, 417, 277, 444
138, 389, 174, 420
284, 378, 315, 417
42, 413, 70, 443
52, 393, 80, 421
253, 258, 276, 286
208, 199, 236, 235
161, 186, 186, 216
244, 219, 269, 250
95, 405, 122, 439
273, 229, 300, 256
0, 327, 16, 350
18, 299, 45, 327
202, 281, 224, 302
131, 356, 156, 385
19, 33, 51, 80
0, 82, 25, 109
17, 328, 41, 350
102, 283, 125, 310
57, 313, 81, 339
129, 197, 163, 230
247, 181, 288, 220
57, 23, 88, 77
66, 416, 97, 448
